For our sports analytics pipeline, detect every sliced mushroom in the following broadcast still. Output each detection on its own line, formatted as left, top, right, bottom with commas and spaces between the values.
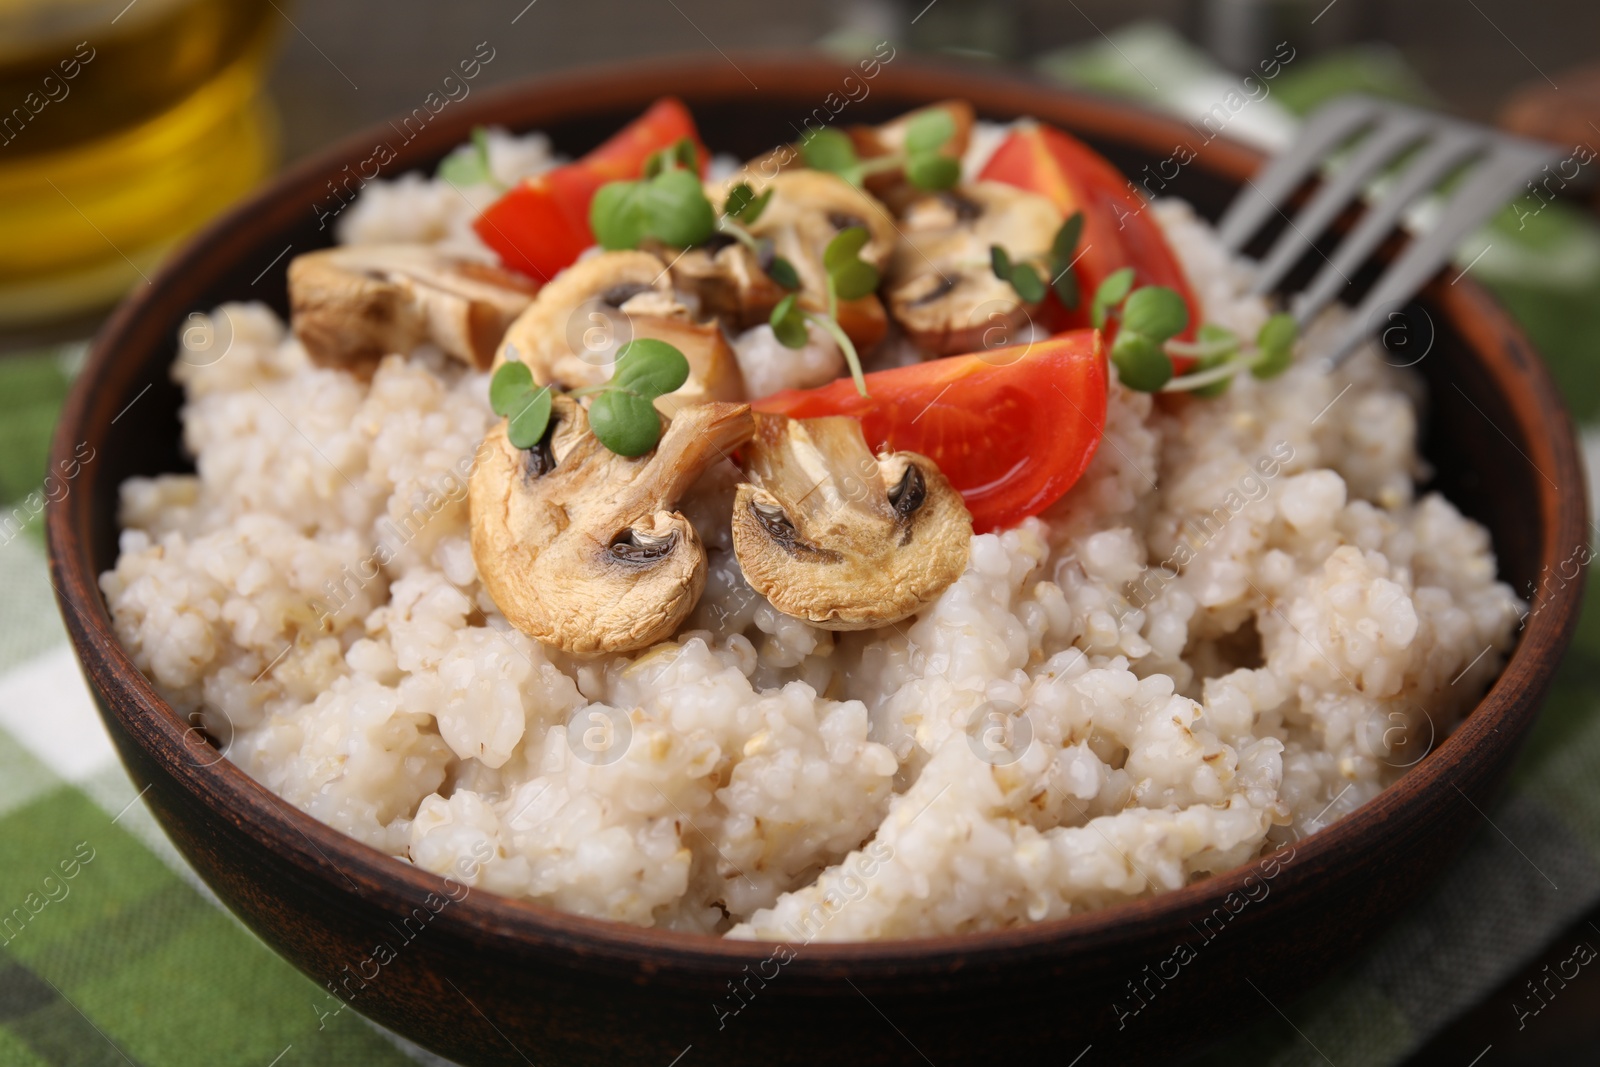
848, 100, 976, 214
885, 181, 1061, 356
731, 414, 971, 630
670, 170, 896, 352
470, 396, 755, 654
494, 250, 744, 416
289, 244, 538, 375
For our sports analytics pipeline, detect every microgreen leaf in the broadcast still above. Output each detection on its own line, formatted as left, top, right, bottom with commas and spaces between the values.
1121, 286, 1188, 343
800, 129, 862, 184
769, 294, 809, 349
643, 136, 699, 180
904, 108, 956, 156
823, 226, 870, 271
902, 109, 960, 190
724, 183, 773, 225
823, 227, 879, 300
1009, 262, 1046, 304
1091, 267, 1136, 328
440, 126, 499, 188
1251, 312, 1298, 379
491, 361, 552, 449
583, 339, 689, 457
591, 180, 649, 250
506, 387, 553, 449
767, 255, 800, 290
1052, 212, 1085, 264
1052, 267, 1080, 310
609, 338, 691, 397
1111, 331, 1173, 392
591, 168, 716, 251
672, 136, 698, 171
990, 244, 1012, 281
489, 359, 533, 416
641, 168, 716, 247
830, 262, 879, 301
724, 182, 754, 217
587, 391, 660, 457
905, 153, 960, 191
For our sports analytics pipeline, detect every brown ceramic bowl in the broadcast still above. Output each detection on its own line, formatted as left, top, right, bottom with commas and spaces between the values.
47, 53, 1587, 1066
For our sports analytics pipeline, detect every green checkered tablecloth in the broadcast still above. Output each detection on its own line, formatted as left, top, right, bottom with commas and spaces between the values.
0, 353, 426, 1065
4, 29, 1599, 1067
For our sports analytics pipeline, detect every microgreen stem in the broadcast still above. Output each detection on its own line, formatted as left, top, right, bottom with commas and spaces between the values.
568, 382, 607, 398
1164, 337, 1240, 359
717, 216, 761, 252
805, 311, 868, 397
856, 154, 903, 177
1160, 356, 1254, 393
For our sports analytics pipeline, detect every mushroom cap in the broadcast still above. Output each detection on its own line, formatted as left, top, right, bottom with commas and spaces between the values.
886, 181, 1062, 356
731, 414, 972, 630
671, 170, 896, 351
495, 250, 744, 413
470, 396, 755, 654
289, 244, 537, 375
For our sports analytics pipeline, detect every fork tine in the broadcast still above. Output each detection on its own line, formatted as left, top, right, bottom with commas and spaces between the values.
1291, 128, 1487, 326
1321, 138, 1562, 369
1249, 112, 1433, 296
1216, 96, 1381, 253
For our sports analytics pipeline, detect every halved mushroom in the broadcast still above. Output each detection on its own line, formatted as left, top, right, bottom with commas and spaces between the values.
470, 396, 755, 654
885, 181, 1061, 356
730, 414, 972, 630
848, 100, 976, 214
494, 250, 744, 416
289, 244, 538, 375
670, 170, 896, 351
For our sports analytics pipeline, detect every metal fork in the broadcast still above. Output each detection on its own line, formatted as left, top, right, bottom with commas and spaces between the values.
1215, 95, 1561, 369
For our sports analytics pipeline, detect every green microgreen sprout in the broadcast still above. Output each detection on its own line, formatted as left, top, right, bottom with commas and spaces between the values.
489, 358, 553, 449
716, 182, 801, 290
768, 226, 879, 397
591, 136, 716, 250
490, 339, 690, 458
569, 338, 691, 456
590, 145, 798, 290
799, 108, 960, 192
439, 126, 505, 191
1090, 272, 1300, 396
990, 211, 1085, 308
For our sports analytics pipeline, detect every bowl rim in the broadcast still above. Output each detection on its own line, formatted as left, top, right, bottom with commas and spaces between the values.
46, 50, 1590, 974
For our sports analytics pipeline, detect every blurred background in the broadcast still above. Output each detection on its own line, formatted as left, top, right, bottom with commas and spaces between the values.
2, 1, 1599, 1064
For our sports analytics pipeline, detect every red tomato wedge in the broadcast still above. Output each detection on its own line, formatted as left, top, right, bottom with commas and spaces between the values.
980, 123, 1200, 358
754, 331, 1108, 534
474, 97, 707, 283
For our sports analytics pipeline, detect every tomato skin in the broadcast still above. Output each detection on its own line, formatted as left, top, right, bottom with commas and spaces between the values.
474, 97, 707, 283
754, 331, 1108, 534
981, 124, 1200, 361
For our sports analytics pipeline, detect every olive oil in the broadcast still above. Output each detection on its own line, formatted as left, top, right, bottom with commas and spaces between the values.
0, 0, 280, 326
